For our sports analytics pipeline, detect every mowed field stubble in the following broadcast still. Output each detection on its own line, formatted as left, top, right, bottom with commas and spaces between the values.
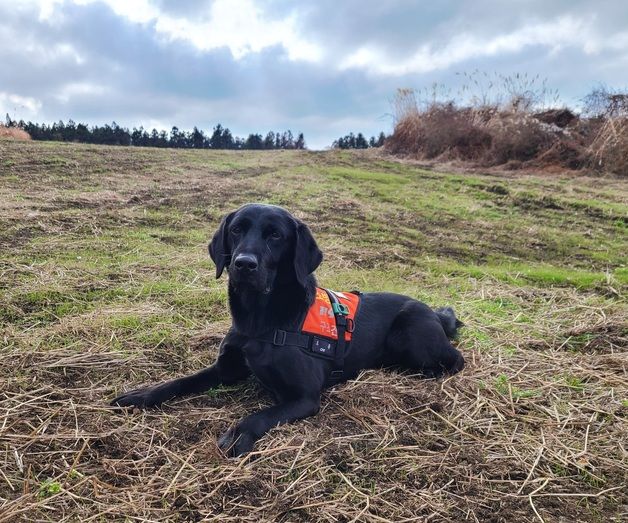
0, 140, 626, 522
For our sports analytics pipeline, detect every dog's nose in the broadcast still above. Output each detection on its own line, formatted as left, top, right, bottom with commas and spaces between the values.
234, 254, 258, 271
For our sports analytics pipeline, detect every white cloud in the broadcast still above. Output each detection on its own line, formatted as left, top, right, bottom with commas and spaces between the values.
36, 0, 322, 61
0, 14, 84, 65
339, 16, 625, 76
0, 92, 43, 119
73, 0, 157, 24
54, 82, 109, 103
37, 0, 64, 20
153, 0, 322, 61
21, 2, 628, 75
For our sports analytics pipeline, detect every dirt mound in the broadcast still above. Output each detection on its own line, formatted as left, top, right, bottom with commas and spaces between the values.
534, 108, 578, 128
531, 139, 587, 170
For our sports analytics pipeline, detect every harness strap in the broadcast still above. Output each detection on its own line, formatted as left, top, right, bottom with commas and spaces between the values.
324, 289, 347, 384
255, 329, 311, 349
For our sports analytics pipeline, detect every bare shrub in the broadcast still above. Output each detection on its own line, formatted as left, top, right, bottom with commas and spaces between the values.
387, 100, 492, 160
484, 112, 553, 165
388, 89, 492, 160
391, 87, 419, 124
386, 84, 556, 165
582, 85, 628, 118
421, 105, 492, 159
385, 113, 422, 156
0, 125, 31, 141
459, 71, 561, 113
580, 85, 628, 175
387, 75, 628, 174
589, 117, 628, 176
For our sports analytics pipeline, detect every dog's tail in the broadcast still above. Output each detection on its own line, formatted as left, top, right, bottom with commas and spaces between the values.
434, 306, 464, 339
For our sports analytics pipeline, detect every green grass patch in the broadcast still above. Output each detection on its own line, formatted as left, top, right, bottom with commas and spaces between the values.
494, 374, 539, 399
429, 259, 612, 289
38, 479, 62, 498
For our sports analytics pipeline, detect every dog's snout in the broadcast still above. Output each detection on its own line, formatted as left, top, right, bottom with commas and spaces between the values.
234, 254, 258, 272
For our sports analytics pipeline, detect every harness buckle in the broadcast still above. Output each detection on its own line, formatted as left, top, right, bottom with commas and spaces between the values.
332, 303, 349, 316
346, 318, 355, 333
273, 330, 287, 346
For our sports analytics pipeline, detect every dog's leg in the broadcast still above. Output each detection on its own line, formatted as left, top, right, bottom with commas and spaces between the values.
111, 334, 250, 408
218, 396, 321, 457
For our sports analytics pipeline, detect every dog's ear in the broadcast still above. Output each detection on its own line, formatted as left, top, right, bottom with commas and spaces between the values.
293, 218, 323, 286
208, 211, 235, 279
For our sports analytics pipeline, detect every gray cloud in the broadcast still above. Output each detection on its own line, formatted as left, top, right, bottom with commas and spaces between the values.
1, 0, 627, 148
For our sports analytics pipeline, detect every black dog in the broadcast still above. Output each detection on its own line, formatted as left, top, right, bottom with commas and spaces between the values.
112, 204, 464, 456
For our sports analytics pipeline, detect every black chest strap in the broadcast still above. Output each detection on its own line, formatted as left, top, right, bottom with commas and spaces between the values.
255, 329, 311, 349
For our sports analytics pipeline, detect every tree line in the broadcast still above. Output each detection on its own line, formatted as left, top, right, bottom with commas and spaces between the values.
4, 115, 306, 150
332, 131, 386, 149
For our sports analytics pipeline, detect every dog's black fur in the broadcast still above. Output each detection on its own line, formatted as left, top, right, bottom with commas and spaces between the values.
112, 204, 465, 456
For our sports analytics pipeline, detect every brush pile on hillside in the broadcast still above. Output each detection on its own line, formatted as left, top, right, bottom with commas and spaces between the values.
386, 83, 628, 176
0, 124, 31, 141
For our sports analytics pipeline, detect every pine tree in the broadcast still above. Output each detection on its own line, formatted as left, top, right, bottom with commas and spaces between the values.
210, 124, 224, 148
264, 131, 275, 149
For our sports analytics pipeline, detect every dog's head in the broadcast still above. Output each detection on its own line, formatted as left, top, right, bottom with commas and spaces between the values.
208, 204, 322, 293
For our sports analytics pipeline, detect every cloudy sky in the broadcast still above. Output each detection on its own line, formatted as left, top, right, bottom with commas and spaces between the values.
1, 0, 627, 148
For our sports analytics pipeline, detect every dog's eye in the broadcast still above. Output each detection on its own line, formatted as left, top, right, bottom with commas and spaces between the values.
269, 231, 281, 240
231, 226, 242, 235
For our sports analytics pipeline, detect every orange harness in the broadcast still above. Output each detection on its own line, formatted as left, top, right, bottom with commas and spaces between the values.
256, 287, 362, 385
302, 287, 360, 341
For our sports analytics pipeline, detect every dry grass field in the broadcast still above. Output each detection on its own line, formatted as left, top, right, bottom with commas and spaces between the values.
0, 140, 626, 522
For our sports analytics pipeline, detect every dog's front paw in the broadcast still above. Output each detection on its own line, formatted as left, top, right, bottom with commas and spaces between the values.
218, 426, 256, 457
110, 384, 171, 409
